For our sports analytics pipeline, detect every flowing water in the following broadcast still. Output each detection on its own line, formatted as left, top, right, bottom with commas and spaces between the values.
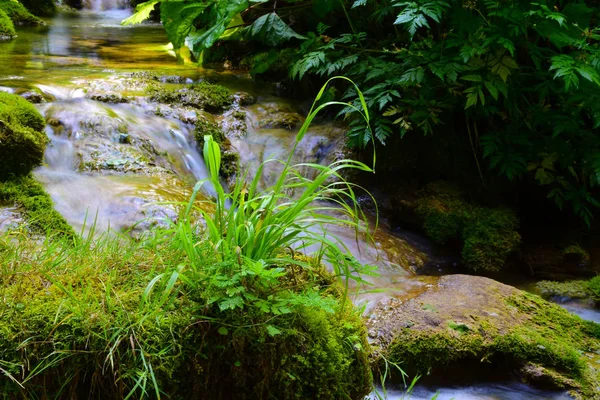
0, 10, 578, 399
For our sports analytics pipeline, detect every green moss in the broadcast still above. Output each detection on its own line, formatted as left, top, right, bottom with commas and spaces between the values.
461, 208, 520, 272
146, 81, 233, 113
0, 8, 15, 38
0, 0, 42, 25
0, 235, 371, 399
195, 117, 240, 179
0, 175, 75, 238
194, 116, 225, 146
0, 92, 48, 180
383, 291, 600, 396
221, 150, 240, 178
588, 277, 600, 301
536, 276, 600, 302
415, 182, 520, 271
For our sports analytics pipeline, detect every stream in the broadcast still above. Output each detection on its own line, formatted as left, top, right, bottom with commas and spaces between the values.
0, 9, 584, 400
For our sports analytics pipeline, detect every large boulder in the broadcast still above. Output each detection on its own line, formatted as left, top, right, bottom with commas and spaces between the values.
0, 92, 47, 180
367, 274, 600, 398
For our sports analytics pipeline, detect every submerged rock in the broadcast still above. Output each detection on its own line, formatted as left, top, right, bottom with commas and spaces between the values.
367, 274, 600, 398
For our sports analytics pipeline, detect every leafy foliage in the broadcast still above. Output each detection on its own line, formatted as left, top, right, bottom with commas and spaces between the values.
125, 1, 600, 225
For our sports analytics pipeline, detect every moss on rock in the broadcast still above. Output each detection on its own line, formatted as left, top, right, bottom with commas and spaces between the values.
0, 236, 371, 399
536, 276, 600, 303
0, 8, 15, 39
367, 274, 600, 398
0, 0, 42, 25
194, 116, 240, 179
0, 175, 75, 238
0, 91, 48, 180
146, 81, 233, 113
415, 182, 520, 271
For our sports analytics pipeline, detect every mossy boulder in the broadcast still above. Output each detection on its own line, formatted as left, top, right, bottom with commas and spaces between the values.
0, 237, 372, 399
0, 8, 15, 39
0, 92, 48, 180
0, 0, 42, 25
415, 182, 520, 271
146, 81, 233, 113
0, 175, 74, 237
367, 274, 600, 398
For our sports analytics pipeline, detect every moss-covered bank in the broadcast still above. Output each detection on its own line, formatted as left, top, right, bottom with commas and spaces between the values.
367, 275, 600, 398
0, 91, 48, 180
0, 175, 75, 238
0, 8, 15, 39
0, 0, 42, 25
536, 276, 600, 303
0, 234, 372, 399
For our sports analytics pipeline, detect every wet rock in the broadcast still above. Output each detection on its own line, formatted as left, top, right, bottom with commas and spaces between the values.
257, 110, 302, 130
77, 138, 167, 175
221, 108, 248, 138
19, 91, 45, 104
89, 92, 129, 104
367, 274, 600, 398
157, 75, 193, 84
234, 92, 256, 106
518, 363, 579, 391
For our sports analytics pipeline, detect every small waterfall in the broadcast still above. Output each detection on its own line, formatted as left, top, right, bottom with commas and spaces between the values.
83, 0, 128, 11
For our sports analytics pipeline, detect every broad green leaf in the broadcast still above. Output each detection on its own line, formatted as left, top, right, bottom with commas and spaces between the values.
249, 13, 306, 47
160, 1, 213, 49
121, 0, 159, 26
185, 0, 249, 58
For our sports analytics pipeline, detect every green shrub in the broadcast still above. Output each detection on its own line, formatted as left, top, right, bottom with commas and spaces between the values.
0, 91, 48, 180
461, 208, 521, 272
416, 182, 520, 271
0, 8, 15, 38
0, 0, 42, 25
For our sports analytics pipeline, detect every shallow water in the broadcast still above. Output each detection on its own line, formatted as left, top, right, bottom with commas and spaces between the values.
375, 382, 571, 400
